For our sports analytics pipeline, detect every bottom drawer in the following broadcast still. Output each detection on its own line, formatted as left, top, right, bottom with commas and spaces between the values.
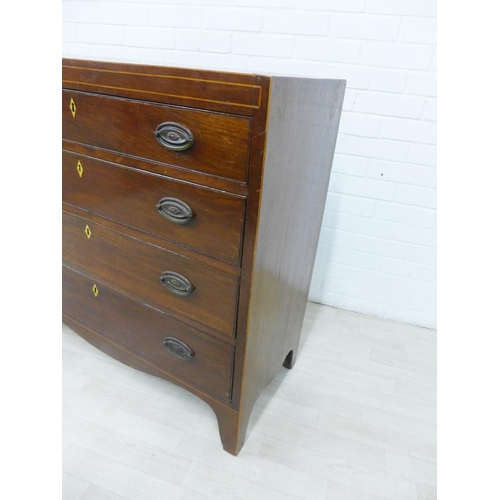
62, 265, 235, 401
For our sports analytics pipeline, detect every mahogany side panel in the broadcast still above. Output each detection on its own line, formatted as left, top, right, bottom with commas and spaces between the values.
233, 77, 346, 453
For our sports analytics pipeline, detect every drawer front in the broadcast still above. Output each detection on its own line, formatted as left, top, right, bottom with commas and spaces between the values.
63, 151, 246, 266
62, 211, 239, 338
63, 265, 235, 401
62, 90, 251, 183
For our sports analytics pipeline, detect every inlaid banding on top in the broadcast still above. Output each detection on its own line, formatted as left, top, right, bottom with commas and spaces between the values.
62, 62, 262, 114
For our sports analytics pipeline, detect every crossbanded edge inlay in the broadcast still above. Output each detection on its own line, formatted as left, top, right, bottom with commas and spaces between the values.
62, 65, 263, 109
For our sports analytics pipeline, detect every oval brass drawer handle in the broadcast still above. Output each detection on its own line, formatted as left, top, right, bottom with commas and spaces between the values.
156, 197, 194, 225
160, 271, 194, 296
154, 122, 194, 152
163, 337, 194, 361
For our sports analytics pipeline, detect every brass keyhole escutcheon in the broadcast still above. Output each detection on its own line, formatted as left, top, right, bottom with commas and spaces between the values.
76, 160, 83, 178
70, 98, 76, 118
92, 284, 99, 298
85, 225, 91, 239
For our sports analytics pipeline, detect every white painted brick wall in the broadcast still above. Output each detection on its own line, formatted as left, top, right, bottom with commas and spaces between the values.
264, 10, 329, 35
62, 0, 437, 329
176, 30, 231, 53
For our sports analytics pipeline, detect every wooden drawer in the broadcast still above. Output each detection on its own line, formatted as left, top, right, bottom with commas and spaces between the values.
62, 151, 246, 266
62, 90, 251, 183
63, 265, 235, 401
62, 211, 239, 339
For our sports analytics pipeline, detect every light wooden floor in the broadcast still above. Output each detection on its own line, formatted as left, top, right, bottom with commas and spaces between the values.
62, 302, 437, 500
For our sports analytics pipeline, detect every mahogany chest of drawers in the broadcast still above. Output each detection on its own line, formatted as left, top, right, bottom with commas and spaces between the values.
62, 58, 345, 455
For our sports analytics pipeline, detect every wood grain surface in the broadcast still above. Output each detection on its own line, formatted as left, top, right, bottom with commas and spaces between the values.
62, 90, 251, 182
63, 265, 235, 401
62, 150, 246, 266
62, 210, 240, 339
230, 77, 346, 454
62, 139, 249, 197
63, 58, 263, 116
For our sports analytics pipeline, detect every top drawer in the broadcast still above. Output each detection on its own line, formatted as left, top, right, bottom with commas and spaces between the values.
62, 90, 251, 183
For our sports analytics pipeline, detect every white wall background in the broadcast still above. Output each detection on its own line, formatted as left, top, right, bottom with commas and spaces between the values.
62, 0, 437, 329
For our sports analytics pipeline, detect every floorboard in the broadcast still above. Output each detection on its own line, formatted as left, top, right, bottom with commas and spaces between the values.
62, 302, 437, 500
